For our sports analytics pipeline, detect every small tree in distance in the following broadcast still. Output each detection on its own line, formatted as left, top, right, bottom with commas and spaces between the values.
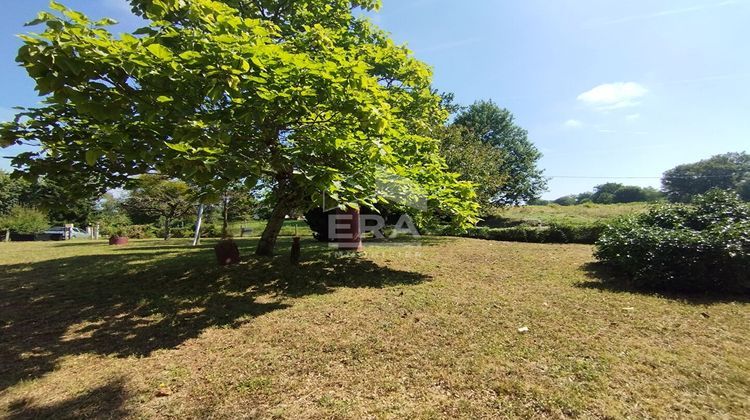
0, 206, 49, 241
122, 175, 195, 240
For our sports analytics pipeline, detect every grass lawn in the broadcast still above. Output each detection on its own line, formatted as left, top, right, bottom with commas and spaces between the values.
483, 203, 649, 228
1, 237, 748, 418
224, 220, 312, 238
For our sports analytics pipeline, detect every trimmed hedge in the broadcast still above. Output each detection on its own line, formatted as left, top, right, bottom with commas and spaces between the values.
595, 190, 750, 292
434, 222, 605, 244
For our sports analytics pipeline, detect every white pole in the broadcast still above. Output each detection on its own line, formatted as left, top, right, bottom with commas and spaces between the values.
192, 204, 204, 246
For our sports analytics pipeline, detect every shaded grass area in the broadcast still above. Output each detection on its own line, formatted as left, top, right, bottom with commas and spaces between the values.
1, 238, 748, 418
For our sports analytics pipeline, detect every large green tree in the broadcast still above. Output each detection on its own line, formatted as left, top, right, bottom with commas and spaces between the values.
1, 0, 478, 255
453, 100, 546, 205
662, 152, 750, 203
437, 125, 505, 212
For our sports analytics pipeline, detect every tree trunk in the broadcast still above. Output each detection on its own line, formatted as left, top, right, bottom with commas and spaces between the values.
4, 229, 9, 242
164, 218, 171, 240
255, 199, 289, 256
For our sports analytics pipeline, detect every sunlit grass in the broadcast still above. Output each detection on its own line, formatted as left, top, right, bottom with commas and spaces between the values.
485, 202, 649, 227
1, 237, 747, 418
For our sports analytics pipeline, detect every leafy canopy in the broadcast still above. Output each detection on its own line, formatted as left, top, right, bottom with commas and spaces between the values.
437, 125, 506, 212
662, 152, 750, 203
122, 174, 195, 238
0, 206, 49, 234
1, 0, 479, 234
453, 100, 546, 205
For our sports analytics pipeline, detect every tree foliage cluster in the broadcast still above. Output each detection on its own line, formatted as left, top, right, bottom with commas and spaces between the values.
547, 183, 663, 206
662, 152, 750, 203
0, 170, 99, 224
0, 206, 49, 239
0, 0, 479, 255
443, 100, 547, 207
596, 190, 750, 293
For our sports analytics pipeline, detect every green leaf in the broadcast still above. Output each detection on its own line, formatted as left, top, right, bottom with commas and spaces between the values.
85, 149, 103, 166
179, 50, 201, 60
94, 17, 119, 26
157, 95, 174, 103
146, 43, 173, 61
49, 1, 66, 12
165, 142, 192, 153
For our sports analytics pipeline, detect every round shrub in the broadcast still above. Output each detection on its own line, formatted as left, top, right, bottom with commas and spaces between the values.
0, 206, 49, 234
595, 190, 750, 292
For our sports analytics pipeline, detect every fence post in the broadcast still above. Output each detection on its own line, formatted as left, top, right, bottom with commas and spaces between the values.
64, 223, 74, 240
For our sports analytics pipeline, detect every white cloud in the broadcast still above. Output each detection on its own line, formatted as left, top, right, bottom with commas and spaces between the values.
577, 82, 648, 110
564, 119, 583, 128
593, 1, 742, 25
626, 113, 641, 121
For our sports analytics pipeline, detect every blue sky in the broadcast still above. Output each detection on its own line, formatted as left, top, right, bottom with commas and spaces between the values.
1, 0, 749, 199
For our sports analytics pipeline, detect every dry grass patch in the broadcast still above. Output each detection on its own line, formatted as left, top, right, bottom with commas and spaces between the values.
1, 237, 748, 418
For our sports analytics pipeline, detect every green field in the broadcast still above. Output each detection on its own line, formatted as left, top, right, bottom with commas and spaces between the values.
483, 203, 650, 228
1, 238, 747, 418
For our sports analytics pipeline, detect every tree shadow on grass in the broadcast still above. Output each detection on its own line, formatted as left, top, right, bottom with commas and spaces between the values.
577, 262, 750, 305
6, 378, 129, 420
0, 238, 429, 392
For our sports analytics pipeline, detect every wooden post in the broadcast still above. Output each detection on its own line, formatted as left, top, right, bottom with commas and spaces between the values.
291, 236, 301, 264
64, 224, 74, 240
192, 204, 204, 247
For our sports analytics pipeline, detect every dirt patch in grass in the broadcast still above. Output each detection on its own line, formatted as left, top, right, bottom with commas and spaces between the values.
1, 238, 748, 418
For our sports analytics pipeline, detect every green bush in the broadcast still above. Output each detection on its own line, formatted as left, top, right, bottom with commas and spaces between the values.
595, 190, 750, 292
169, 227, 195, 239
117, 224, 158, 239
201, 224, 223, 238
0, 206, 49, 235
453, 222, 604, 245
97, 213, 132, 237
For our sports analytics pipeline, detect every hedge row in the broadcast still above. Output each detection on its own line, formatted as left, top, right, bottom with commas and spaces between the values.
433, 222, 605, 245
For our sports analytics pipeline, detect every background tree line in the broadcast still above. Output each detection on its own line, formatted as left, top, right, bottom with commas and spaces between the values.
540, 151, 750, 206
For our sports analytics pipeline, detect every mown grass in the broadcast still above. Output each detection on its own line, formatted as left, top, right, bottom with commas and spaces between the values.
224, 219, 312, 238
1, 237, 748, 418
483, 203, 649, 228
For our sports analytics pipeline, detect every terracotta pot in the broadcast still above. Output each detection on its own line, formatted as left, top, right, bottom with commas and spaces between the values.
109, 236, 129, 246
214, 239, 241, 266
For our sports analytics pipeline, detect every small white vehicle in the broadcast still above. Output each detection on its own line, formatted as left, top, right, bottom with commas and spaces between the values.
42, 226, 90, 240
